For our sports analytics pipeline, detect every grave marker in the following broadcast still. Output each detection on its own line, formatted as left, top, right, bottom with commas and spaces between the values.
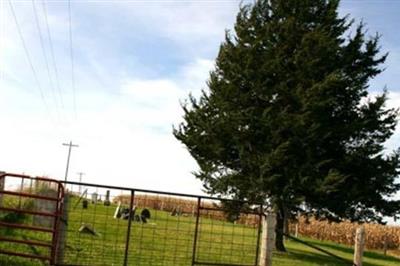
114, 201, 122, 219
91, 192, 98, 204
82, 199, 88, 209
104, 190, 111, 206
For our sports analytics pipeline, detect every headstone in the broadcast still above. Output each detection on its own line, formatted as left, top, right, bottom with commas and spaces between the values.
121, 206, 136, 220
114, 201, 122, 219
33, 185, 58, 228
91, 193, 98, 204
73, 189, 88, 210
141, 208, 151, 220
82, 199, 88, 209
134, 214, 141, 222
79, 223, 98, 236
104, 190, 111, 206
121, 208, 130, 220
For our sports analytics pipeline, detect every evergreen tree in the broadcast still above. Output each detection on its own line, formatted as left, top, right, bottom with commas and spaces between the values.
174, 0, 400, 251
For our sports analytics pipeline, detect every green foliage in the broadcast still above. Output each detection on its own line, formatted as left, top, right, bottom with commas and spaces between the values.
0, 198, 34, 236
0, 212, 25, 224
174, 0, 400, 233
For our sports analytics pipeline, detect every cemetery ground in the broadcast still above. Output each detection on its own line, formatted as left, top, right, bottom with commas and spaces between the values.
0, 195, 400, 266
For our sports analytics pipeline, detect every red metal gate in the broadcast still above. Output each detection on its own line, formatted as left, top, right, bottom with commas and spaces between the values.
0, 173, 65, 265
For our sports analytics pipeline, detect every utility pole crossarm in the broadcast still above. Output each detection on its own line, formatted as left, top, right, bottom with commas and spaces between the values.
63, 142, 79, 148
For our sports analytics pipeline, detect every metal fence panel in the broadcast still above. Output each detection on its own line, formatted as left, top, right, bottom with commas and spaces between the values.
0, 174, 262, 266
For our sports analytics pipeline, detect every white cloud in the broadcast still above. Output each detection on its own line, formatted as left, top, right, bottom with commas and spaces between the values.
115, 2, 239, 48
180, 58, 214, 95
121, 79, 181, 103
0, 56, 214, 195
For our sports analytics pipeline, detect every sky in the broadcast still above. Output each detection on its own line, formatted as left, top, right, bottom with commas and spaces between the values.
0, 0, 399, 206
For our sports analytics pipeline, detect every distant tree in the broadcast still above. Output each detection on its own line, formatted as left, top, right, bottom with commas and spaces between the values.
174, 0, 400, 251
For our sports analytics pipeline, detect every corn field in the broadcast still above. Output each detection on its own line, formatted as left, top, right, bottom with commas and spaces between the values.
290, 217, 400, 250
113, 194, 259, 227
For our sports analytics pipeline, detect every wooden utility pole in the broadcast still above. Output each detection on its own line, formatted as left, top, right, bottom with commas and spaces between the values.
62, 141, 79, 182
76, 172, 85, 193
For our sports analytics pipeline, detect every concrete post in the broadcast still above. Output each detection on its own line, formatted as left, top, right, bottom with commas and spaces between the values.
353, 226, 365, 266
56, 194, 69, 264
259, 212, 276, 266
295, 212, 300, 237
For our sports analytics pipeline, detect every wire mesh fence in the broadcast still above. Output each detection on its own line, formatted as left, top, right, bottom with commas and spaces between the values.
0, 173, 263, 266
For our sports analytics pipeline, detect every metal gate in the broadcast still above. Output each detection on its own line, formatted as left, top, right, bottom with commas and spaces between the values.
0, 173, 262, 266
59, 180, 263, 266
192, 197, 263, 266
0, 173, 65, 265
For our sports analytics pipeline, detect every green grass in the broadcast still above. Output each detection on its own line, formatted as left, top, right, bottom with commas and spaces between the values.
1, 195, 259, 265
276, 237, 400, 266
1, 194, 399, 266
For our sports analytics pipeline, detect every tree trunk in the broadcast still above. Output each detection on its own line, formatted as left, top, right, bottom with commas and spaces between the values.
275, 204, 287, 252
283, 207, 289, 239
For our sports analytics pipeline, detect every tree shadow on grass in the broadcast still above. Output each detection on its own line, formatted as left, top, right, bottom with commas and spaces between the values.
299, 239, 400, 265
275, 246, 349, 266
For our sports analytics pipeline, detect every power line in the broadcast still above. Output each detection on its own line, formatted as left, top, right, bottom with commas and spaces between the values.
8, 0, 50, 114
41, 0, 64, 108
67, 0, 77, 118
31, 0, 60, 115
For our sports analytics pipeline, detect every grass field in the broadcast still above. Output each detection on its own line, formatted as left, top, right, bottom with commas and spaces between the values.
274, 237, 400, 266
1, 193, 400, 266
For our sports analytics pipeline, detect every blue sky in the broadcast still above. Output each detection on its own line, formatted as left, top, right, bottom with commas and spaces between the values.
0, 1, 399, 212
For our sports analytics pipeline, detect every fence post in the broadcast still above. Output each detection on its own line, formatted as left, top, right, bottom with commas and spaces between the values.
191, 197, 201, 266
56, 194, 69, 265
383, 234, 388, 256
123, 190, 135, 266
353, 226, 365, 266
294, 212, 300, 237
259, 212, 276, 266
